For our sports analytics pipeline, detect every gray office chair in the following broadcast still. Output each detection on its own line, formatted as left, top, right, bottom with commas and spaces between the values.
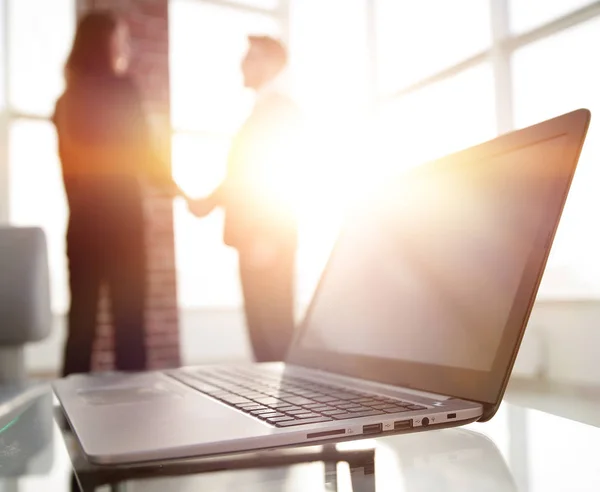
0, 226, 51, 382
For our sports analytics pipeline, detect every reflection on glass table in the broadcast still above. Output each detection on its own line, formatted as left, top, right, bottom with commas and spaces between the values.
0, 385, 54, 478
5, 390, 600, 491
62, 424, 515, 492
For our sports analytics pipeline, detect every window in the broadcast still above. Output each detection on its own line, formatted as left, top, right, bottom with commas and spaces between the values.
6, 0, 74, 315
169, 0, 280, 134
375, 0, 491, 95
374, 0, 600, 300
378, 64, 497, 169
289, 0, 370, 118
509, 0, 595, 34
8, 0, 75, 116
512, 16, 600, 298
172, 133, 242, 308
288, 0, 372, 309
9, 119, 69, 313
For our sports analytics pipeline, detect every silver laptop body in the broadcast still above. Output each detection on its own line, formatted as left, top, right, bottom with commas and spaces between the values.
54, 109, 590, 465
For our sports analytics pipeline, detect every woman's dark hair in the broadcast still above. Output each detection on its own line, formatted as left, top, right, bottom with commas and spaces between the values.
65, 10, 120, 81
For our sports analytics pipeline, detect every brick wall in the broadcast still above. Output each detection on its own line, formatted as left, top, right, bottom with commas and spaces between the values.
77, 0, 181, 370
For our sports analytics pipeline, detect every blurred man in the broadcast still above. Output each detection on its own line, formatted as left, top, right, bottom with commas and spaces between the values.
190, 36, 302, 362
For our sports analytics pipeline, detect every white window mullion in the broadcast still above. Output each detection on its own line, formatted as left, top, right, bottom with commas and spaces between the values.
490, 0, 514, 135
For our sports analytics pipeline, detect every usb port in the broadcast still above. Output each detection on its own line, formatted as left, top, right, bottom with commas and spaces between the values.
394, 419, 413, 431
362, 423, 382, 435
447, 413, 457, 419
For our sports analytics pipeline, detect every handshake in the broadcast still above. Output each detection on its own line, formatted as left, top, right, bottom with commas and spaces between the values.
184, 194, 279, 268
185, 197, 215, 218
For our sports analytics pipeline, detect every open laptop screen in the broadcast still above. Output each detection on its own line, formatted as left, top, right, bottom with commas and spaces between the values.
290, 110, 589, 406
298, 137, 562, 371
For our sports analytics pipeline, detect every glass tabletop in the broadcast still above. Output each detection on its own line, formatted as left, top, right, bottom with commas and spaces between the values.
1, 384, 599, 491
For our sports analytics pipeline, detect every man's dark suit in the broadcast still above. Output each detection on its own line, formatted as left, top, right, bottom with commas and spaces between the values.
212, 90, 302, 362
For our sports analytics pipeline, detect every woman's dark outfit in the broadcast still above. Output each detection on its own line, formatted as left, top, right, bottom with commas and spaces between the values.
53, 74, 176, 376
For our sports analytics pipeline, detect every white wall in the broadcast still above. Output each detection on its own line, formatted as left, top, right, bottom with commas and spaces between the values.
25, 302, 600, 389
526, 301, 600, 386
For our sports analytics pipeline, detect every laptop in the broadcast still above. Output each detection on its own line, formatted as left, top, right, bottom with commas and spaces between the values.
54, 108, 590, 465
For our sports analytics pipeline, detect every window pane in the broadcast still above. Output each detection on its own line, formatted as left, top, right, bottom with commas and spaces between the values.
288, 0, 372, 312
509, 0, 594, 34
9, 119, 69, 313
169, 0, 280, 133
9, 0, 75, 116
172, 133, 242, 308
376, 0, 491, 94
378, 64, 497, 169
512, 17, 600, 298
289, 0, 370, 119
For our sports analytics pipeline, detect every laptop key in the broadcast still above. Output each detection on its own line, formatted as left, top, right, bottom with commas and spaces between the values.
284, 397, 314, 405
313, 396, 338, 403
250, 409, 273, 415
235, 402, 259, 408
295, 413, 321, 419
383, 406, 411, 413
328, 392, 357, 400
240, 405, 265, 412
269, 401, 296, 409
321, 409, 347, 416
292, 391, 323, 398
407, 405, 426, 411
347, 406, 373, 412
259, 412, 286, 419
220, 395, 251, 405
380, 399, 406, 405
332, 410, 383, 420
254, 397, 285, 405
278, 406, 301, 412
303, 403, 326, 409
266, 416, 294, 424
352, 399, 378, 405
336, 403, 359, 409
241, 393, 266, 400
311, 405, 335, 412
287, 409, 311, 415
370, 403, 393, 410
275, 417, 333, 427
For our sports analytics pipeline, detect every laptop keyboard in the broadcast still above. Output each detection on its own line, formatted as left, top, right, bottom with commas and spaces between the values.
170, 368, 426, 428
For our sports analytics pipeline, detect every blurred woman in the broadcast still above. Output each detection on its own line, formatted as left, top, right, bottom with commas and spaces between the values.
53, 11, 188, 376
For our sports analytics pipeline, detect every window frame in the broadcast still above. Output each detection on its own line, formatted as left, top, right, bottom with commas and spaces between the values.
0, 0, 75, 223
375, 0, 600, 133
373, 0, 600, 301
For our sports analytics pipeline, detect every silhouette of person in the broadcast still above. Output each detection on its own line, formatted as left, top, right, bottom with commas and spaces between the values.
190, 36, 302, 362
53, 11, 190, 377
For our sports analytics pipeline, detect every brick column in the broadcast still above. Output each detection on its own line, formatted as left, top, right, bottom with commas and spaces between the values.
76, 0, 181, 371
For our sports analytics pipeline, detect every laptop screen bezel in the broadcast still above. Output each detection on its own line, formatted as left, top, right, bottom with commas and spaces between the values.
286, 109, 590, 417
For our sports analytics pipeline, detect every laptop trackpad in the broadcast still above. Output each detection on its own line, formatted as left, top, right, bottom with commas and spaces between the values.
77, 383, 183, 406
